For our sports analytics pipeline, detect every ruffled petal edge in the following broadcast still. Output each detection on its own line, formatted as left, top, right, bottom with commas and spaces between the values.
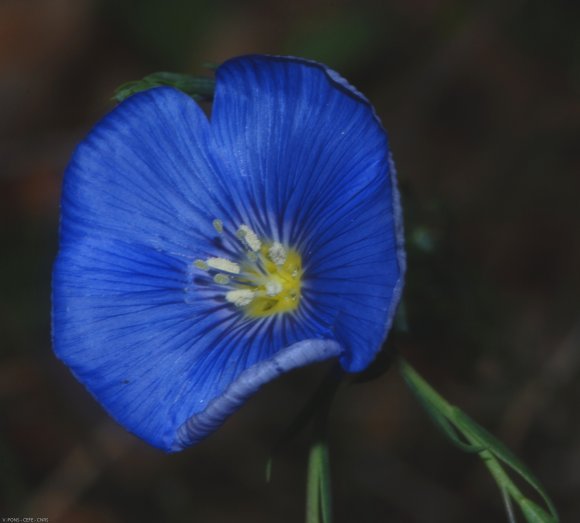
307, 58, 408, 355
368, 151, 407, 363
173, 338, 343, 450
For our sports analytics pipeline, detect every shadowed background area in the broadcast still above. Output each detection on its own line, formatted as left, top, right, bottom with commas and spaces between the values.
1, 0, 579, 521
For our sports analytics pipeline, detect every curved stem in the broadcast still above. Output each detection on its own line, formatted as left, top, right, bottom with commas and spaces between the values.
305, 369, 338, 523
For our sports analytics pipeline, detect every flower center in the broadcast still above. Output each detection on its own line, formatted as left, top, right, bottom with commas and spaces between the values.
194, 222, 303, 318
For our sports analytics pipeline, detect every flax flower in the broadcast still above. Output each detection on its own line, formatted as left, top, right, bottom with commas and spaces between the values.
52, 55, 405, 451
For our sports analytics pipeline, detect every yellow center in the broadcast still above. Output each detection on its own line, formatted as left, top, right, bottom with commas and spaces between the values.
194, 222, 304, 319
241, 245, 303, 317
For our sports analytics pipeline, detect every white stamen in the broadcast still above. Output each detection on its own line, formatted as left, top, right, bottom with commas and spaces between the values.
226, 289, 255, 306
212, 219, 224, 234
237, 225, 262, 252
265, 280, 283, 297
268, 242, 287, 266
206, 257, 240, 274
213, 274, 230, 285
194, 259, 209, 270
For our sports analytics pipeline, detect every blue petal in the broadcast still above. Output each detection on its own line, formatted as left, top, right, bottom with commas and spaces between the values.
52, 86, 345, 451
58, 87, 246, 250
212, 55, 405, 372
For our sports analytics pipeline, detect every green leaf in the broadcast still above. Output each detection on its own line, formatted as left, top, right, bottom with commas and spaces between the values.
398, 358, 559, 522
113, 72, 216, 103
400, 365, 481, 453
520, 499, 558, 523
501, 486, 517, 523
424, 406, 483, 453
451, 409, 558, 520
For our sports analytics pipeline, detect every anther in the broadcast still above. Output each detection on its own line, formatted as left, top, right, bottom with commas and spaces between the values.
237, 225, 262, 252
212, 219, 224, 234
206, 257, 241, 274
268, 242, 287, 266
194, 260, 209, 271
213, 274, 230, 285
226, 289, 255, 307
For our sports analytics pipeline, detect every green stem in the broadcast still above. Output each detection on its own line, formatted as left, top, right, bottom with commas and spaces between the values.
398, 357, 558, 523
399, 358, 454, 417
306, 441, 323, 523
502, 486, 518, 523
400, 358, 522, 499
305, 370, 337, 523
305, 438, 333, 523
319, 440, 332, 523
463, 430, 526, 507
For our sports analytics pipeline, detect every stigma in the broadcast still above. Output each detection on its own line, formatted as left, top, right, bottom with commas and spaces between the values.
194, 222, 303, 317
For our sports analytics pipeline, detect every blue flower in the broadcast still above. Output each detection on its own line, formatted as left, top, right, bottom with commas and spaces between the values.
52, 55, 406, 452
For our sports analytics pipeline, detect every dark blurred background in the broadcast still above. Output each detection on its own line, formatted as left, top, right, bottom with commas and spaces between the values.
1, 0, 579, 521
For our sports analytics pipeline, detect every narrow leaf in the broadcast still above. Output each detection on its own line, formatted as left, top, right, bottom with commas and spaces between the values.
400, 360, 481, 452
414, 393, 482, 453
502, 486, 518, 523
520, 499, 558, 523
451, 409, 558, 520
399, 359, 559, 522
